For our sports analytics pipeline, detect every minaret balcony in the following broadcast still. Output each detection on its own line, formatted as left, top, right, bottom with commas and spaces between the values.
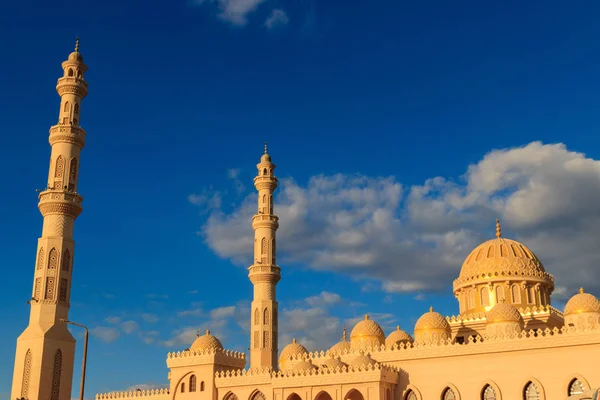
248, 264, 281, 284
38, 190, 83, 219
253, 177, 278, 190
56, 77, 88, 97
49, 124, 86, 147
252, 214, 279, 229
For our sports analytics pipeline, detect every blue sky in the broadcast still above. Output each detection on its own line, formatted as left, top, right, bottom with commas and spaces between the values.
3, 0, 600, 397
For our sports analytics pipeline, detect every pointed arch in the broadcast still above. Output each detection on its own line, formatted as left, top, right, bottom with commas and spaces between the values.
261, 238, 267, 255
67, 68, 74, 77
272, 238, 276, 263
63, 101, 70, 113
481, 382, 501, 400
263, 168, 268, 176
263, 308, 269, 324
512, 285, 521, 303
404, 389, 419, 400
269, 194, 273, 213
441, 384, 461, 400
314, 391, 333, 400
77, 70, 83, 78
287, 393, 302, 400
567, 376, 588, 396
254, 308, 260, 325
344, 389, 365, 400
62, 249, 70, 271
223, 392, 239, 400
36, 247, 45, 270
495, 285, 505, 303
200, 381, 205, 391
21, 349, 32, 399
523, 379, 544, 400
468, 289, 475, 308
189, 374, 197, 392
69, 158, 78, 184
59, 278, 68, 302
480, 286, 490, 306
250, 390, 266, 400
51, 349, 62, 400
48, 248, 59, 269
74, 103, 80, 114
55, 156, 65, 179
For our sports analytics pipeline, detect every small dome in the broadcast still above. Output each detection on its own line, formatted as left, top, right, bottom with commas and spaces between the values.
350, 314, 385, 347
190, 330, 223, 351
329, 340, 351, 353
565, 288, 600, 315
261, 154, 272, 163
486, 302, 523, 323
346, 353, 376, 368
415, 307, 451, 331
320, 356, 347, 370
291, 360, 316, 372
279, 338, 308, 363
385, 325, 414, 347
68, 51, 83, 62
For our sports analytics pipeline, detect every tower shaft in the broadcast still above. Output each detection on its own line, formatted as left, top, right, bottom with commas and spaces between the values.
249, 146, 280, 370
11, 42, 88, 400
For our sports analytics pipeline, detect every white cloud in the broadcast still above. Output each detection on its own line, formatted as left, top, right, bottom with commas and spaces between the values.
265, 9, 289, 29
188, 191, 222, 209
305, 291, 341, 307
90, 327, 120, 343
121, 320, 140, 334
210, 305, 236, 319
228, 168, 246, 194
105, 316, 122, 324
199, 142, 600, 299
190, 0, 267, 26
141, 313, 160, 323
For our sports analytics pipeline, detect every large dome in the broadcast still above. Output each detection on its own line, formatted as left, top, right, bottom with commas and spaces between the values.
190, 330, 223, 351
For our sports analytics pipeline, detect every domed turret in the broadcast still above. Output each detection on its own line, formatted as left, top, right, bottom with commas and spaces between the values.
564, 288, 600, 329
385, 325, 414, 348
346, 351, 377, 368
190, 330, 224, 351
485, 301, 524, 337
350, 314, 385, 350
414, 307, 451, 344
290, 360, 316, 373
453, 220, 554, 315
279, 338, 308, 371
329, 328, 351, 354
319, 354, 347, 370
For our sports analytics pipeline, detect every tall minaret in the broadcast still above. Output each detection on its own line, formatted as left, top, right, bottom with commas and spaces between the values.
11, 39, 88, 400
248, 143, 281, 370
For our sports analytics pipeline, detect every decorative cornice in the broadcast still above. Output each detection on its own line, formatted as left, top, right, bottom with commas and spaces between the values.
453, 270, 554, 291
49, 124, 86, 148
56, 77, 88, 97
166, 348, 246, 368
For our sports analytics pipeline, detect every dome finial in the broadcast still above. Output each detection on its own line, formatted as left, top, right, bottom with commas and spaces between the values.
396, 325, 400, 330
196, 330, 200, 337
264, 142, 268, 154
75, 37, 80, 53
342, 327, 347, 341
429, 306, 434, 312
205, 329, 210, 335
495, 218, 502, 238
365, 313, 369, 320
580, 287, 585, 294
292, 338, 297, 344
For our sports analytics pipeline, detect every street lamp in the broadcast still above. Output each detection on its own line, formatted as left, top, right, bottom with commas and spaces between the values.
60, 319, 88, 400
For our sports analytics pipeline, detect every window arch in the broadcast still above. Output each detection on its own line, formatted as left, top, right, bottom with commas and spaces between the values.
74, 103, 80, 115
189, 375, 196, 392
254, 308, 259, 325
37, 248, 45, 270
62, 249, 70, 271
482, 385, 496, 400
77, 70, 83, 78
48, 248, 59, 269
263, 168, 267, 176
55, 156, 65, 179
405, 390, 417, 400
481, 286, 490, 306
261, 238, 267, 255
250, 390, 267, 400
224, 392, 239, 400
263, 308, 269, 324
51, 350, 62, 400
568, 378, 585, 396
524, 381, 540, 400
272, 238, 276, 263
527, 287, 535, 303
314, 391, 333, 400
63, 101, 70, 113
442, 387, 456, 400
512, 285, 521, 303
181, 382, 185, 393
67, 68, 74, 77
200, 381, 205, 391
496, 285, 505, 303
21, 349, 32, 399
468, 289, 475, 308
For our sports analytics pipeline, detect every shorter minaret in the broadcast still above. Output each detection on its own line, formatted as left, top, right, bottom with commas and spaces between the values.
248, 143, 280, 370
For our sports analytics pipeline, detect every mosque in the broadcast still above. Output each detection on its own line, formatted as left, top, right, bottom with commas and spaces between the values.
10, 43, 600, 400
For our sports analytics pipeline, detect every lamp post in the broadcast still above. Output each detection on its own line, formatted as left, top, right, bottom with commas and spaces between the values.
60, 319, 88, 400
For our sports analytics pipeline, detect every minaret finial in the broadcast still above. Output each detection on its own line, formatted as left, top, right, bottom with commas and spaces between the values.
495, 218, 502, 238
206, 329, 210, 335
429, 306, 434, 312
580, 287, 585, 294
264, 142, 268, 154
75, 37, 80, 53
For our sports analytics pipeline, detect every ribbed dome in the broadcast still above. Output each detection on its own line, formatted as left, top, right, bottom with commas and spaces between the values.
291, 360, 316, 372
329, 340, 351, 353
415, 307, 451, 331
346, 353, 376, 368
190, 330, 223, 351
565, 288, 600, 315
350, 315, 385, 340
279, 338, 308, 363
456, 221, 551, 285
385, 325, 414, 347
486, 302, 523, 323
320, 356, 347, 369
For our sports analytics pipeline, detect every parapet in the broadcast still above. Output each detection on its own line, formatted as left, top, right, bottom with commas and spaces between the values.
167, 347, 246, 369
95, 388, 170, 400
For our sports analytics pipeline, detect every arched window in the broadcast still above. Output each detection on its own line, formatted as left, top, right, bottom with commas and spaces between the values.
44, 276, 56, 300
55, 156, 65, 179
482, 385, 496, 400
261, 238, 267, 255
254, 308, 259, 325
253, 331, 259, 348
21, 349, 32, 399
512, 285, 521, 303
405, 390, 417, 400
269, 195, 273, 213
62, 249, 70, 271
442, 387, 456, 400
481, 286, 490, 306
224, 392, 239, 400
37, 248, 45, 270
568, 378, 585, 395
63, 101, 70, 113
189, 375, 196, 392
524, 381, 540, 400
263, 308, 269, 324
272, 238, 276, 263
77, 70, 83, 78
385, 388, 391, 400
251, 390, 267, 400
74, 103, 80, 115
200, 381, 205, 391
59, 278, 68, 302
69, 158, 78, 190
181, 382, 185, 393
51, 350, 62, 400
496, 285, 505, 303
468, 290, 475, 308
48, 248, 59, 269
527, 287, 535, 304
263, 168, 267, 176
68, 68, 74, 77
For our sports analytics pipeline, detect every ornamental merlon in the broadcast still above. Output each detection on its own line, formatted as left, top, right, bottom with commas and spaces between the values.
95, 388, 170, 400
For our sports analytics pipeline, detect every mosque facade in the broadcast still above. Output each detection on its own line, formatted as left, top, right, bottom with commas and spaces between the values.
10, 44, 600, 400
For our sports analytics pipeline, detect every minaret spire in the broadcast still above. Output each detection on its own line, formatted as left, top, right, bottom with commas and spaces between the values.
248, 144, 280, 370
496, 218, 502, 238
11, 42, 89, 400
